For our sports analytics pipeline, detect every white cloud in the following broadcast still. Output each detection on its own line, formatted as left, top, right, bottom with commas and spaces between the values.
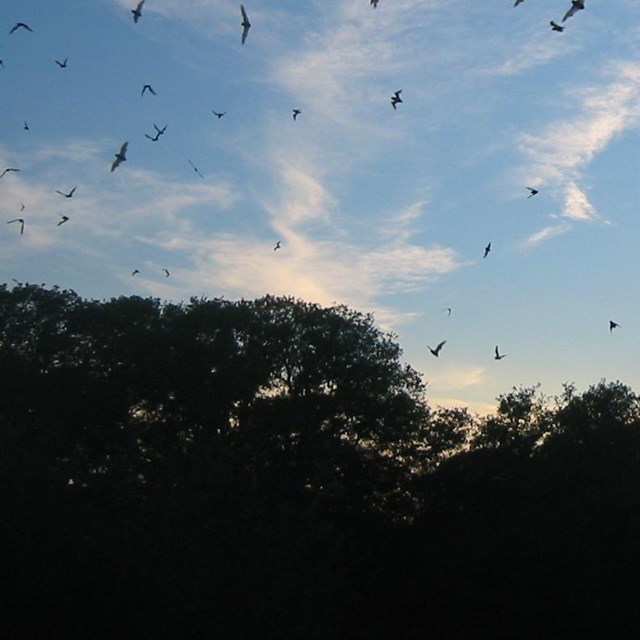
523, 223, 572, 247
562, 182, 598, 222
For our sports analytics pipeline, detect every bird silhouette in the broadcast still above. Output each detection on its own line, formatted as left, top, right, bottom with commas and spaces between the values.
428, 340, 446, 357
110, 142, 128, 172
10, 23, 33, 34
141, 84, 156, 97
57, 215, 70, 226
163, 268, 170, 278
562, 0, 584, 22
0, 168, 20, 179
132, 1, 145, 23
188, 159, 205, 179
526, 187, 539, 198
550, 21, 565, 32
610, 320, 620, 333
7, 218, 25, 234
56, 186, 77, 198
131, 269, 140, 277
391, 90, 403, 110
212, 111, 226, 119
274, 241, 281, 251
292, 109, 302, 121
145, 124, 167, 141
55, 58, 68, 68
494, 346, 507, 360
483, 242, 491, 258
241, 5, 251, 44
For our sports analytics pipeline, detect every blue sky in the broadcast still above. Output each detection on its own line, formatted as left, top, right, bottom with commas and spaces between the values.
2, 0, 640, 413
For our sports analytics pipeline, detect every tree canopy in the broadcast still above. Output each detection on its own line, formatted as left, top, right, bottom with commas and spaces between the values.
3, 283, 640, 639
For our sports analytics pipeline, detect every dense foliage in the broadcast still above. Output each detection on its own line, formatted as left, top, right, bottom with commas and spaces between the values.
2, 284, 640, 639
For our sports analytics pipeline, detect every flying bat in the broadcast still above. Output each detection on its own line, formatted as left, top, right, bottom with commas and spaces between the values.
141, 84, 156, 97
526, 187, 539, 198
55, 58, 68, 68
10, 23, 33, 34
494, 346, 507, 360
24, 121, 29, 131
274, 240, 281, 251
132, 1, 145, 23
292, 109, 302, 121
110, 142, 128, 172
212, 111, 226, 119
550, 21, 565, 32
131, 269, 140, 277
483, 242, 491, 258
514, 0, 525, 5
162, 268, 170, 278
610, 320, 620, 333
240, 5, 251, 44
428, 340, 446, 357
57, 215, 70, 226
391, 90, 403, 110
562, 0, 584, 22
187, 159, 205, 179
0, 168, 20, 179
56, 186, 77, 198
7, 218, 25, 234
371, 0, 379, 8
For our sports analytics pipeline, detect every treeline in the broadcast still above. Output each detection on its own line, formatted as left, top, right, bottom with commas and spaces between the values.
2, 284, 640, 639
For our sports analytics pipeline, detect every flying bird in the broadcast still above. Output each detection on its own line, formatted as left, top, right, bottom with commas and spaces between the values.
273, 241, 281, 251
57, 215, 70, 226
212, 111, 226, 119
145, 124, 167, 141
550, 21, 565, 32
56, 186, 77, 198
483, 242, 491, 258
562, 0, 584, 22
526, 187, 539, 198
7, 218, 25, 235
494, 346, 507, 360
240, 5, 251, 44
428, 341, 446, 358
0, 168, 20, 179
391, 90, 403, 110
292, 109, 302, 121
187, 159, 204, 179
110, 142, 128, 172
141, 84, 156, 97
10, 23, 33, 34
610, 321, 620, 333
132, 1, 145, 23
55, 58, 68, 68
131, 269, 140, 277
162, 268, 170, 278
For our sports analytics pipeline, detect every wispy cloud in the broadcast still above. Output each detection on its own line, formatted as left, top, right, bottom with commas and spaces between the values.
519, 61, 640, 185
562, 182, 598, 222
523, 223, 572, 247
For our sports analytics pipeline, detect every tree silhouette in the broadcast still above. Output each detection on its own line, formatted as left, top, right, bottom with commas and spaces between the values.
4, 283, 640, 639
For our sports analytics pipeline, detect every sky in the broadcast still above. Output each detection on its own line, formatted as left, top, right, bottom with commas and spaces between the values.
2, 0, 640, 414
